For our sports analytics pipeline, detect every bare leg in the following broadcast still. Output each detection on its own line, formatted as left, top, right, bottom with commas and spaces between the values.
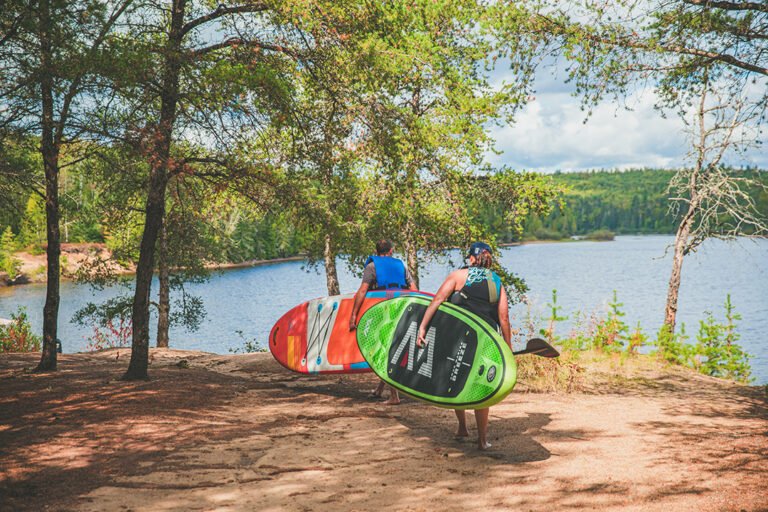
370, 380, 385, 398
475, 408, 491, 450
454, 409, 469, 438
384, 386, 400, 405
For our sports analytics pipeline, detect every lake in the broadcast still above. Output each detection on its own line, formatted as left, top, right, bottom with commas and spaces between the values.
1, 235, 766, 384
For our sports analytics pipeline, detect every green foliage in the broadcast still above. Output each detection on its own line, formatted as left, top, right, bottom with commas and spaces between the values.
73, 294, 133, 329
19, 195, 46, 251
534, 289, 752, 383
592, 290, 629, 352
584, 229, 615, 241
510, 168, 767, 240
654, 323, 695, 366
0, 227, 22, 279
694, 295, 752, 383
0, 307, 41, 353
540, 289, 568, 341
626, 322, 648, 355
653, 296, 752, 382
558, 310, 595, 352
228, 330, 267, 354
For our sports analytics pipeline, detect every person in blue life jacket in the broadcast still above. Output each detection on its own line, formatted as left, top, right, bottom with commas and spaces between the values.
416, 242, 512, 450
349, 239, 417, 405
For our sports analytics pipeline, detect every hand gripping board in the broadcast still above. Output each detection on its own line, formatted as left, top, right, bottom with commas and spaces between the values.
357, 295, 517, 409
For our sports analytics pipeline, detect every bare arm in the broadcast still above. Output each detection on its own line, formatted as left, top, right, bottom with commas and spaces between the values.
416, 271, 462, 346
349, 282, 369, 330
497, 287, 511, 347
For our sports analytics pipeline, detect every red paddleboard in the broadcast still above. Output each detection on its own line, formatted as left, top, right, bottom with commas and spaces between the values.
269, 290, 431, 374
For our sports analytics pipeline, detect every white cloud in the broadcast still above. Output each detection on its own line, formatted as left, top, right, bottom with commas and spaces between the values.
488, 69, 768, 173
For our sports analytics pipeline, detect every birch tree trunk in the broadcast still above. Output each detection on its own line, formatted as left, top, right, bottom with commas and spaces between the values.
663, 212, 694, 332
323, 233, 340, 296
402, 222, 420, 290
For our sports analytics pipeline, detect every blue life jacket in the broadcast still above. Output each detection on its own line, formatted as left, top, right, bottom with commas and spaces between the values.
364, 255, 408, 290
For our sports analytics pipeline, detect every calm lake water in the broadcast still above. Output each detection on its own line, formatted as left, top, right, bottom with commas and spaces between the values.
1, 235, 766, 384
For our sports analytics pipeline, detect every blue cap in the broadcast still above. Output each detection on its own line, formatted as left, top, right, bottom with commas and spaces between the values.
468, 242, 492, 258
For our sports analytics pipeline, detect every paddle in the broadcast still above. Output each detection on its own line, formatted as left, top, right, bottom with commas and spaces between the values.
416, 336, 559, 365
512, 338, 560, 358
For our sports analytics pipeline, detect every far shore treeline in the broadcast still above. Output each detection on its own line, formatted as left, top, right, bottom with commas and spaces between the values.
2, 167, 767, 264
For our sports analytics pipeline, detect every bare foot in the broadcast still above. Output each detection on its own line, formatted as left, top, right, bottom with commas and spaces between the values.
478, 440, 492, 450
384, 397, 400, 405
455, 428, 469, 438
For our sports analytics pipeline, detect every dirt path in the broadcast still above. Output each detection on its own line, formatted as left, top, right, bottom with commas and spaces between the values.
1, 349, 766, 512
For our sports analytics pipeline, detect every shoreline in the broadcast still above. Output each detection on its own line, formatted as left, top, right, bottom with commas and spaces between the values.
0, 233, 721, 289
0, 244, 307, 289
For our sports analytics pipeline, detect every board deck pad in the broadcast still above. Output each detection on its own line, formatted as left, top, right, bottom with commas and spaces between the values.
269, 290, 431, 374
357, 295, 517, 409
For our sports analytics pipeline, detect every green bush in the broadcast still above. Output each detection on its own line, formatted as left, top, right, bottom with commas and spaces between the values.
0, 227, 22, 279
584, 229, 615, 241
694, 295, 751, 383
533, 227, 566, 240
0, 307, 41, 353
591, 290, 628, 351
654, 323, 694, 366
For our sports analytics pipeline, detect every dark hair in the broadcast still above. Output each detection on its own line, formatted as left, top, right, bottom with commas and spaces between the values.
472, 251, 493, 268
376, 239, 394, 255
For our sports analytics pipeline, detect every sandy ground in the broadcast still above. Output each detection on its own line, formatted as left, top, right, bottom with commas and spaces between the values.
1, 349, 766, 512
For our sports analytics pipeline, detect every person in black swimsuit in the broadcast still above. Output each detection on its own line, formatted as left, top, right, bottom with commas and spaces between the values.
416, 242, 512, 450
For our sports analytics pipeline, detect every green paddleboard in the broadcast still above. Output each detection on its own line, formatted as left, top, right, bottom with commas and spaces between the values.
356, 295, 517, 409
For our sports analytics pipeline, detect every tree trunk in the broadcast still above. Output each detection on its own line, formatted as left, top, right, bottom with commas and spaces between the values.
35, 0, 60, 372
323, 233, 340, 295
123, 0, 185, 380
402, 229, 420, 290
663, 211, 694, 333
156, 222, 170, 348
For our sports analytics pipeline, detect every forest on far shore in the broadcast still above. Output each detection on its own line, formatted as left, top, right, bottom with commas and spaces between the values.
3, 167, 766, 268
514, 168, 768, 242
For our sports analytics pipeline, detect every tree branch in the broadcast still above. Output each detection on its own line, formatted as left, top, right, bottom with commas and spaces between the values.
181, 3, 270, 37
190, 37, 301, 59
682, 0, 768, 13
56, 0, 135, 144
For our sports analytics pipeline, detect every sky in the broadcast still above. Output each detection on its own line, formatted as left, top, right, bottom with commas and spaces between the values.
486, 63, 768, 174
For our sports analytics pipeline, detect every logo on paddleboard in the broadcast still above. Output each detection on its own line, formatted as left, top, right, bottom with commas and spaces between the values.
448, 341, 468, 383
390, 321, 435, 378
487, 365, 496, 382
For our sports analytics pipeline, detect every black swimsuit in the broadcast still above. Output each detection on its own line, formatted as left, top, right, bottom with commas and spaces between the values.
449, 267, 502, 329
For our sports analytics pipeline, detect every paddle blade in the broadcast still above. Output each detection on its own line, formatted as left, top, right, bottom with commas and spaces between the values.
513, 338, 560, 358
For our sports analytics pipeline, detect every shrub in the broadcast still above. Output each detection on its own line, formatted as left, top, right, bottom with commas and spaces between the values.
626, 322, 647, 355
694, 295, 751, 383
539, 289, 568, 341
229, 330, 266, 353
0, 227, 22, 280
0, 307, 41, 353
591, 290, 628, 351
86, 317, 132, 351
533, 228, 566, 240
584, 229, 615, 241
653, 323, 694, 366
